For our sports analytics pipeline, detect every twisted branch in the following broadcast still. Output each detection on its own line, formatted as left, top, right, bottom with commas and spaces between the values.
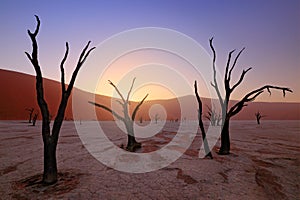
228, 85, 292, 117
88, 101, 124, 121
108, 80, 126, 103
132, 94, 148, 121
60, 42, 69, 94
209, 38, 224, 107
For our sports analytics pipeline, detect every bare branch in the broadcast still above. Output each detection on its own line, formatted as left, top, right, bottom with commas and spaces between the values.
230, 67, 252, 92
108, 80, 126, 103
209, 38, 224, 107
228, 85, 292, 117
60, 42, 69, 93
194, 81, 202, 115
25, 15, 50, 138
131, 94, 148, 121
244, 85, 292, 101
32, 15, 40, 36
228, 47, 245, 80
115, 99, 124, 106
194, 80, 213, 158
225, 49, 235, 81
126, 77, 136, 103
78, 41, 96, 66
88, 101, 124, 121
246, 90, 264, 102
66, 41, 95, 95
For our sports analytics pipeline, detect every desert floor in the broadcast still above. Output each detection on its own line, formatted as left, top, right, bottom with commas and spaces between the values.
0, 120, 299, 199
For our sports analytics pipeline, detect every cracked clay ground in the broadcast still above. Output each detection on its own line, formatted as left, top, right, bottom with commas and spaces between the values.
0, 120, 299, 199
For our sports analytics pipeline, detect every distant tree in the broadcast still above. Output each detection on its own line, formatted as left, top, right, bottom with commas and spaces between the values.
154, 113, 160, 124
25, 15, 95, 184
89, 78, 148, 152
205, 105, 221, 126
255, 111, 265, 125
139, 116, 143, 124
32, 112, 38, 126
194, 81, 213, 159
25, 107, 34, 123
209, 38, 292, 155
49, 113, 53, 122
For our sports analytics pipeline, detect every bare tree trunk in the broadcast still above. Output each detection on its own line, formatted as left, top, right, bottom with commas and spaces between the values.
194, 81, 213, 159
26, 15, 95, 184
125, 119, 141, 151
89, 78, 147, 152
32, 113, 38, 126
209, 38, 292, 155
219, 118, 230, 155
26, 108, 34, 123
256, 118, 260, 125
43, 137, 57, 184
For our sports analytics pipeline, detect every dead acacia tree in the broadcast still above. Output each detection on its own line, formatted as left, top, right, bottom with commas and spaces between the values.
25, 15, 95, 184
205, 105, 221, 126
154, 113, 159, 124
139, 116, 143, 124
26, 107, 34, 123
194, 81, 213, 159
89, 78, 148, 152
32, 112, 38, 126
209, 37, 292, 155
255, 111, 265, 125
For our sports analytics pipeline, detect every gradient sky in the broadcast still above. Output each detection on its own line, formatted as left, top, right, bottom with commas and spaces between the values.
0, 0, 299, 102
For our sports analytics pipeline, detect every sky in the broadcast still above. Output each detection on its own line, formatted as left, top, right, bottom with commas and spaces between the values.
0, 0, 299, 102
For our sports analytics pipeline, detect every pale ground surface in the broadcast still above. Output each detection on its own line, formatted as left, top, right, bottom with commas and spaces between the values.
0, 120, 299, 199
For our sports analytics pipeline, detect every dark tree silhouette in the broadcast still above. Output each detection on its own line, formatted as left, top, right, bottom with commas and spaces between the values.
194, 81, 213, 159
154, 113, 159, 124
89, 78, 148, 152
255, 111, 265, 125
25, 15, 95, 184
26, 107, 34, 123
32, 112, 38, 126
205, 105, 221, 126
139, 116, 143, 124
209, 38, 292, 155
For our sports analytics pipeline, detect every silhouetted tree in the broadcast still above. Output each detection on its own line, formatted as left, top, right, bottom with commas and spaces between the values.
205, 105, 221, 126
89, 78, 148, 152
32, 112, 38, 126
139, 116, 143, 124
209, 38, 292, 155
194, 81, 213, 159
154, 113, 159, 124
25, 15, 95, 184
255, 111, 265, 125
26, 107, 34, 123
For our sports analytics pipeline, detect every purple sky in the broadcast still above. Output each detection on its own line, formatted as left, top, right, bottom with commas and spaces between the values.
0, 0, 299, 102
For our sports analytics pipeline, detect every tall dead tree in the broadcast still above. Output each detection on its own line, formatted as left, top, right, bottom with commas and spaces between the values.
194, 81, 213, 159
25, 15, 95, 184
89, 78, 148, 152
26, 107, 34, 123
209, 37, 292, 155
255, 111, 265, 125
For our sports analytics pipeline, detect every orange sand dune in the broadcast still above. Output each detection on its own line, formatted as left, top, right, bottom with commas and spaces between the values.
0, 69, 299, 120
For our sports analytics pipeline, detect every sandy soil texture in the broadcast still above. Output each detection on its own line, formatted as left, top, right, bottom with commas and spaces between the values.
0, 120, 299, 199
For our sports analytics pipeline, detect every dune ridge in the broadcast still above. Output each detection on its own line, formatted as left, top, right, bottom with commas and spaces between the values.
0, 69, 299, 120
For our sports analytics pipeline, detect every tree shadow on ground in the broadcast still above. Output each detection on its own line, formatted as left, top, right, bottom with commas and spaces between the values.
12, 170, 85, 199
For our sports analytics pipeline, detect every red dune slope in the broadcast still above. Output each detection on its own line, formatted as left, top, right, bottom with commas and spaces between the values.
0, 69, 299, 120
